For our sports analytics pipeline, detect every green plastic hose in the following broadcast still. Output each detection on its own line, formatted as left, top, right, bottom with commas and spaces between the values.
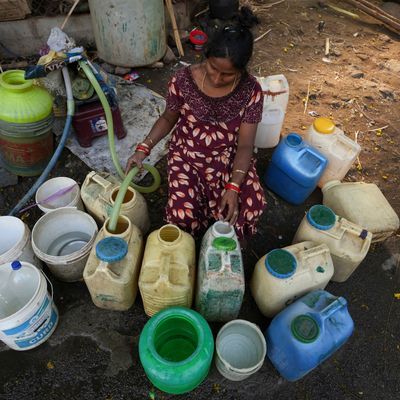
108, 164, 160, 232
78, 61, 161, 194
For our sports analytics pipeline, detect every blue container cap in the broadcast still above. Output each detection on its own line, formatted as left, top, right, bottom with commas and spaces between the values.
306, 205, 336, 231
285, 133, 303, 147
11, 260, 22, 270
265, 249, 297, 279
96, 237, 128, 263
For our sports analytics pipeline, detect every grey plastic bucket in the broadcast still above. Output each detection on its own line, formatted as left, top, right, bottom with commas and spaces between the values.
215, 319, 266, 381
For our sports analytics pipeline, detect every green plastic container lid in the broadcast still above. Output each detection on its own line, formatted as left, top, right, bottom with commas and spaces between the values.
265, 249, 297, 279
307, 205, 336, 231
212, 237, 237, 251
291, 315, 320, 343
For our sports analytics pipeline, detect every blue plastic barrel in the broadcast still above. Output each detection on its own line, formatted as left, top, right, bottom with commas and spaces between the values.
264, 133, 328, 205
265, 290, 354, 381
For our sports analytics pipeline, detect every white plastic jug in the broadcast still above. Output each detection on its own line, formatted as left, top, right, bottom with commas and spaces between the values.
322, 180, 399, 242
139, 224, 196, 316
250, 241, 334, 317
81, 171, 150, 234
195, 221, 244, 322
0, 261, 58, 351
304, 118, 361, 187
293, 205, 372, 282
84, 215, 144, 310
255, 74, 289, 148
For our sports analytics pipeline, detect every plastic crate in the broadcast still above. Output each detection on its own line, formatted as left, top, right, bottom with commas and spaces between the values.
0, 0, 31, 21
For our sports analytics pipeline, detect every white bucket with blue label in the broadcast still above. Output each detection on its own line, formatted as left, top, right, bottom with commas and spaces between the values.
0, 260, 58, 351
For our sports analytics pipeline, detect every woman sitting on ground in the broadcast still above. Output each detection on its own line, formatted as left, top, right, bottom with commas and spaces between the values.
126, 8, 266, 241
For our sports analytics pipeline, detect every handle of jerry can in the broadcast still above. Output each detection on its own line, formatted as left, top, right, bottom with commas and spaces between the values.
90, 172, 115, 189
318, 296, 348, 322
97, 261, 120, 280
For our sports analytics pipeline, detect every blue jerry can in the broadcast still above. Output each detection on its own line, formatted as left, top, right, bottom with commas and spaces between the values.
265, 290, 354, 381
264, 133, 328, 205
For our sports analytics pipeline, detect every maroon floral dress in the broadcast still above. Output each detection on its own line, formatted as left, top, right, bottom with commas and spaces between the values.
165, 66, 266, 240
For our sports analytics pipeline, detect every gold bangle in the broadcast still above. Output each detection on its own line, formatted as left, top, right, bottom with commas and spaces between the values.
233, 169, 246, 175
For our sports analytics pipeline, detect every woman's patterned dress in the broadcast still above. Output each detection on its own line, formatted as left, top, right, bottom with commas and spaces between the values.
165, 66, 266, 240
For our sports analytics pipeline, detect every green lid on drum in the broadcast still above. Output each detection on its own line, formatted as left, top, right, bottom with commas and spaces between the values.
291, 315, 320, 343
212, 237, 237, 251
265, 249, 297, 279
307, 205, 336, 231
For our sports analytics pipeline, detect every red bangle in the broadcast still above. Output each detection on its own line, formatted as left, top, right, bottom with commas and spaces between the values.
136, 144, 150, 156
225, 182, 241, 194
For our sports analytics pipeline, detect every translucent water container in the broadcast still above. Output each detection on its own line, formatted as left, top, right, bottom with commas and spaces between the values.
83, 215, 144, 311
255, 74, 289, 148
81, 171, 150, 234
138, 224, 196, 316
322, 180, 399, 242
266, 290, 354, 381
250, 241, 334, 318
304, 118, 361, 188
264, 133, 328, 205
195, 221, 244, 322
0, 261, 58, 351
293, 205, 372, 282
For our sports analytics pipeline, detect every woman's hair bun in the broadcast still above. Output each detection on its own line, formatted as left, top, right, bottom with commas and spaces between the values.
238, 6, 259, 29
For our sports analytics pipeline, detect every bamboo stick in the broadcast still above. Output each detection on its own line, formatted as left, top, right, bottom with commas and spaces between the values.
352, 0, 400, 25
61, 0, 81, 30
165, 0, 185, 57
341, 0, 400, 33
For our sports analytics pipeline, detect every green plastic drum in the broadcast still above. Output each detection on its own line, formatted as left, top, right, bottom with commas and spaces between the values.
0, 70, 54, 176
139, 307, 214, 394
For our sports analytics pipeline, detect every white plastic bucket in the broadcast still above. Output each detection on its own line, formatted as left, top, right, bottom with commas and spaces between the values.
35, 177, 84, 213
215, 319, 266, 381
0, 216, 41, 268
32, 208, 98, 282
0, 261, 58, 351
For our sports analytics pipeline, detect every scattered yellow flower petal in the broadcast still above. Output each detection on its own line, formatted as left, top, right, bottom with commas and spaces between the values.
394, 293, 400, 299
376, 129, 382, 136
283, 47, 288, 52
382, 175, 388, 180
47, 361, 55, 369
212, 383, 221, 393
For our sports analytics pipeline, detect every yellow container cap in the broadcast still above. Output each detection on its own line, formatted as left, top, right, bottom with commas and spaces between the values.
313, 117, 336, 134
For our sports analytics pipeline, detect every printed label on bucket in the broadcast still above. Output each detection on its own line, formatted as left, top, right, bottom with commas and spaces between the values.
1, 295, 58, 349
90, 117, 108, 133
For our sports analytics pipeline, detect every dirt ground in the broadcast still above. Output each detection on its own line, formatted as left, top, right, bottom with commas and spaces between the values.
0, 1, 399, 399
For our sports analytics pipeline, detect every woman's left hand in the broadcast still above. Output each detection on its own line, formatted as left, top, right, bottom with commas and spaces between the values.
219, 190, 240, 226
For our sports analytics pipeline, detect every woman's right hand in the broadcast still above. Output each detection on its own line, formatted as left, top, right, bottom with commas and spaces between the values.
125, 151, 147, 174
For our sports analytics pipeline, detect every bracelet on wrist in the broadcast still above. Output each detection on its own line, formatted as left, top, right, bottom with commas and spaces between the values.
136, 144, 150, 156
225, 182, 241, 194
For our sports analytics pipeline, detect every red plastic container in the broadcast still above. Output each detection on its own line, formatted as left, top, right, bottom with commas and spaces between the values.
72, 101, 126, 147
189, 29, 208, 51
